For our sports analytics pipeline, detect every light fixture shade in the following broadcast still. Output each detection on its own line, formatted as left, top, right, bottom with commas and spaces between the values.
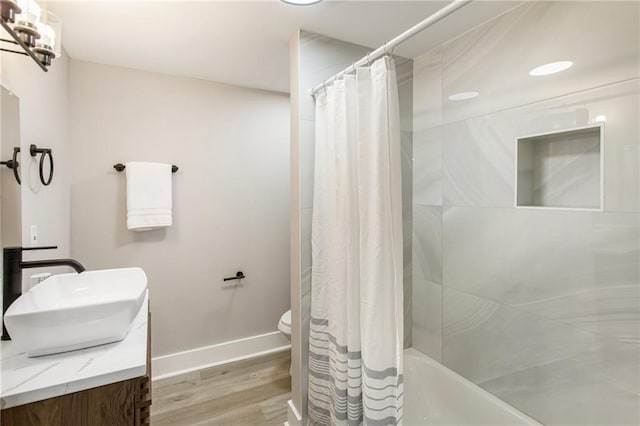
36, 10, 61, 57
14, 0, 40, 30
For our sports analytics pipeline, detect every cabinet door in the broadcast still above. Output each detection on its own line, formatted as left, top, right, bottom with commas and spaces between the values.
1, 380, 135, 426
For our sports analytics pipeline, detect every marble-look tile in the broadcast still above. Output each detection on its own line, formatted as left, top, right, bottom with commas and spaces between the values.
443, 206, 639, 318
299, 119, 315, 210
412, 47, 442, 206
480, 342, 640, 426
412, 204, 442, 284
443, 299, 640, 426
597, 83, 640, 213
441, 1, 640, 125
516, 79, 639, 212
514, 285, 640, 345
397, 59, 414, 133
413, 48, 442, 132
403, 273, 412, 349
442, 116, 515, 207
399, 58, 414, 258
583, 341, 640, 396
402, 130, 413, 226
413, 126, 442, 206
518, 127, 601, 209
402, 131, 413, 212
430, 3, 639, 211
441, 78, 639, 210
412, 280, 442, 361
442, 287, 604, 385
414, 6, 639, 211
408, 2, 640, 424
401, 61, 413, 347
402, 129, 413, 348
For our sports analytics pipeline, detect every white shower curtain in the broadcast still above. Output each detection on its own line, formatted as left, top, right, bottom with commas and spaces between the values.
308, 57, 404, 426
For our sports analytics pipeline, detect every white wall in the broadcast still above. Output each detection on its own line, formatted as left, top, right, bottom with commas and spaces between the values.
1, 50, 72, 286
68, 60, 291, 366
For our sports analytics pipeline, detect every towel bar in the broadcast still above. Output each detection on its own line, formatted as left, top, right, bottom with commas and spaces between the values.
113, 163, 179, 173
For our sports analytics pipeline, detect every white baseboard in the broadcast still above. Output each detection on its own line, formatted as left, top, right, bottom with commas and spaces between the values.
152, 331, 291, 381
287, 399, 303, 426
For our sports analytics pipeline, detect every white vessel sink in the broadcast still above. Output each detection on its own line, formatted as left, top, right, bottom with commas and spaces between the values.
4, 267, 147, 357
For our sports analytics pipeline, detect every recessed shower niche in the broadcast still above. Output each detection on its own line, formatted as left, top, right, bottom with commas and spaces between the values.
516, 124, 603, 210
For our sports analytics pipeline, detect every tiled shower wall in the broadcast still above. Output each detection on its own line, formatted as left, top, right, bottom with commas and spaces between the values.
290, 30, 413, 421
412, 1, 639, 425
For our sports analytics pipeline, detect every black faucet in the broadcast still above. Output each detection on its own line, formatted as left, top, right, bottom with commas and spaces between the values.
2, 246, 86, 340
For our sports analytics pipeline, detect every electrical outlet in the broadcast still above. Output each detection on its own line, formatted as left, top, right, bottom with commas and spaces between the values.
30, 225, 38, 247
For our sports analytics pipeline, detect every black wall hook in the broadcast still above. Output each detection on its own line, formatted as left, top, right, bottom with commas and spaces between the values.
223, 271, 246, 282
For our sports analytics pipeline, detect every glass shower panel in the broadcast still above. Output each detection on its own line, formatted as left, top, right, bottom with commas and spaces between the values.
411, 1, 639, 424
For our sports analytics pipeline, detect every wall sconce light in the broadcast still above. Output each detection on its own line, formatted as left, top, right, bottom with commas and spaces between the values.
0, 0, 61, 71
0, 0, 22, 23
13, 0, 41, 47
33, 10, 60, 66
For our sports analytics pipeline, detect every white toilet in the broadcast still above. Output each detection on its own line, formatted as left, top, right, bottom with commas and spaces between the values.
278, 310, 292, 376
278, 310, 291, 339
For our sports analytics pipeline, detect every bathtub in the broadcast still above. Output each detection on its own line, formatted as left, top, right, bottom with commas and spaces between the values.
404, 349, 542, 425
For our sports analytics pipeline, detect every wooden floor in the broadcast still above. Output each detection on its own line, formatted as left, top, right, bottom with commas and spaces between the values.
151, 351, 291, 426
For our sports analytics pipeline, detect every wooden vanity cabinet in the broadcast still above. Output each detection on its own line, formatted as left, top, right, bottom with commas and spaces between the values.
1, 313, 152, 426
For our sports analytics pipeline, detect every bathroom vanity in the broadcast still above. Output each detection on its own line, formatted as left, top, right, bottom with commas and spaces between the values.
0, 294, 151, 425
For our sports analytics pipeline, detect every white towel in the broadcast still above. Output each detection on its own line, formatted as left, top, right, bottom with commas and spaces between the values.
125, 162, 172, 231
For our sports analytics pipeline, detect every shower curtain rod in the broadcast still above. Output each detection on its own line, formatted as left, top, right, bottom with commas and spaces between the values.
310, 0, 472, 96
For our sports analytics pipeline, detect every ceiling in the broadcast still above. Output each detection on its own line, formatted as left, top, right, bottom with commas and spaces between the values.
49, 0, 523, 93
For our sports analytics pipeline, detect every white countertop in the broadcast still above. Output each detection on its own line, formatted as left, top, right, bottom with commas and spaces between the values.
0, 292, 148, 409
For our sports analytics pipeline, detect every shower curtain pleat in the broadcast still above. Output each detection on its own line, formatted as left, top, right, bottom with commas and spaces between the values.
309, 57, 404, 426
